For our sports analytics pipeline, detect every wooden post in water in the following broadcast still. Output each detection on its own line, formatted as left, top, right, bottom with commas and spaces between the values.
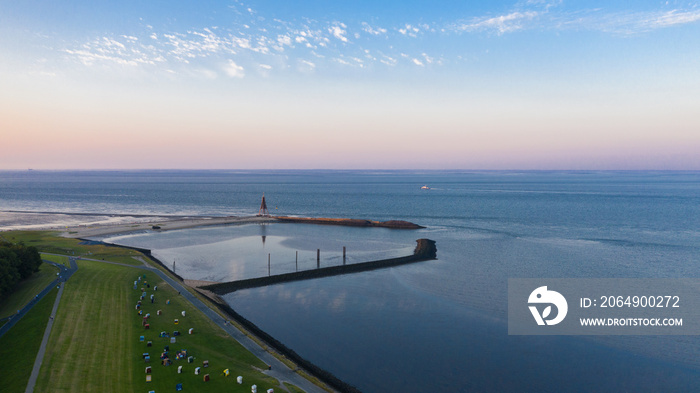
295, 251, 298, 271
317, 249, 320, 268
343, 246, 346, 265
268, 253, 271, 276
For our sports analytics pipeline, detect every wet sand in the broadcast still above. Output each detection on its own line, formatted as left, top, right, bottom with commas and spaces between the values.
0, 211, 277, 237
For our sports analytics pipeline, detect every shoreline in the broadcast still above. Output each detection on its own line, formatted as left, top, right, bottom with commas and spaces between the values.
0, 210, 278, 237
64, 215, 279, 238
1, 210, 425, 238
2, 209, 427, 392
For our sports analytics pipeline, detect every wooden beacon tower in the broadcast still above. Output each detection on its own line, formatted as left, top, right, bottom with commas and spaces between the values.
258, 193, 270, 217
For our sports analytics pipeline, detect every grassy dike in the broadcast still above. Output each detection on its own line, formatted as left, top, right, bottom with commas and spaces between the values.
2, 231, 145, 266
0, 262, 59, 321
0, 288, 58, 393
1, 231, 306, 393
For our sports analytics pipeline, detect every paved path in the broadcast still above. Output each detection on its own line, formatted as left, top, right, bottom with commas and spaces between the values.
19, 257, 78, 393
25, 281, 66, 393
0, 258, 76, 338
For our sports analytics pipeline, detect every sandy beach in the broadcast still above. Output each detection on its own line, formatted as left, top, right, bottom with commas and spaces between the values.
0, 210, 277, 237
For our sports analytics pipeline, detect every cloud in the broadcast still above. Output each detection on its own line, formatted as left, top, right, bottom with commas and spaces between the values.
102, 37, 126, 50
58, 2, 700, 78
63, 36, 164, 67
224, 59, 245, 78
257, 63, 272, 76
298, 59, 316, 73
651, 10, 700, 28
333, 56, 364, 68
328, 23, 348, 42
361, 22, 387, 36
453, 11, 540, 34
600, 9, 700, 34
398, 24, 421, 37
277, 35, 292, 46
379, 53, 397, 66
538, 7, 700, 35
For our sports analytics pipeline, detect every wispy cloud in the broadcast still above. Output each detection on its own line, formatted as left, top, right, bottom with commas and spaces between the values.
651, 9, 700, 28
64, 36, 164, 67
298, 59, 316, 73
58, 2, 700, 76
573, 9, 700, 34
361, 22, 387, 36
451, 11, 540, 34
398, 24, 421, 37
328, 23, 348, 43
224, 59, 244, 78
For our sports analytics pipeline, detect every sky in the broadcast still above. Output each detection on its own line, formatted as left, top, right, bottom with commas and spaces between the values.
1, 0, 699, 170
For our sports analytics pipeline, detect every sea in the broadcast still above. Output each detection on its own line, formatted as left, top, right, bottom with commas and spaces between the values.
1, 170, 699, 392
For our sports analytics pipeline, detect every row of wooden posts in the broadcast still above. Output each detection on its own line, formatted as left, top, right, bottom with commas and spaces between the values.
267, 246, 347, 276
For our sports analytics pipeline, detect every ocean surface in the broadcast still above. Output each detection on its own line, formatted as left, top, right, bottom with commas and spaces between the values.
2, 170, 700, 392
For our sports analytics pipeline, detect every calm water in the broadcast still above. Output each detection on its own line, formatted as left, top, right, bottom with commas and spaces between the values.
2, 170, 700, 392
102, 223, 418, 282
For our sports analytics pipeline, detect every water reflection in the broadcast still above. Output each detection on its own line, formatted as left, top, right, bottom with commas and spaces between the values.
260, 222, 267, 246
102, 223, 421, 282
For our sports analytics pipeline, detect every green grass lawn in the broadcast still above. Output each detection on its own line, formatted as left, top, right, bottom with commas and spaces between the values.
0, 262, 59, 320
41, 253, 70, 267
34, 260, 137, 392
0, 287, 58, 393
4, 231, 143, 266
132, 273, 282, 393
34, 259, 283, 393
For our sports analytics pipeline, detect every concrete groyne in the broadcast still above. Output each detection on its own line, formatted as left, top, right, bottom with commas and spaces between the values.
203, 238, 437, 295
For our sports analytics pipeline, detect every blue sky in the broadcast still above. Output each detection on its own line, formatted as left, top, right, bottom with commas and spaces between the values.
1, 1, 699, 169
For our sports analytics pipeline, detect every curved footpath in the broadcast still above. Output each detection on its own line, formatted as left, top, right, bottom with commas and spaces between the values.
0, 258, 76, 338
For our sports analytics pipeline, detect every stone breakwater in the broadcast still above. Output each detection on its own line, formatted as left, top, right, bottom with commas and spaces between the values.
202, 239, 437, 295
199, 238, 436, 393
273, 216, 425, 229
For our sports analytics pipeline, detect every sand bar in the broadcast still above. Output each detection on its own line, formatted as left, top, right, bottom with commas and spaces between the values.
2, 211, 423, 239
0, 210, 277, 237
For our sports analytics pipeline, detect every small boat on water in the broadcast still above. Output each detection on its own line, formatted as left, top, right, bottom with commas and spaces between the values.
421, 185, 430, 190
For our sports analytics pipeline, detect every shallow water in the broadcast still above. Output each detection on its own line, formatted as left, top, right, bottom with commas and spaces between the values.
102, 223, 418, 282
